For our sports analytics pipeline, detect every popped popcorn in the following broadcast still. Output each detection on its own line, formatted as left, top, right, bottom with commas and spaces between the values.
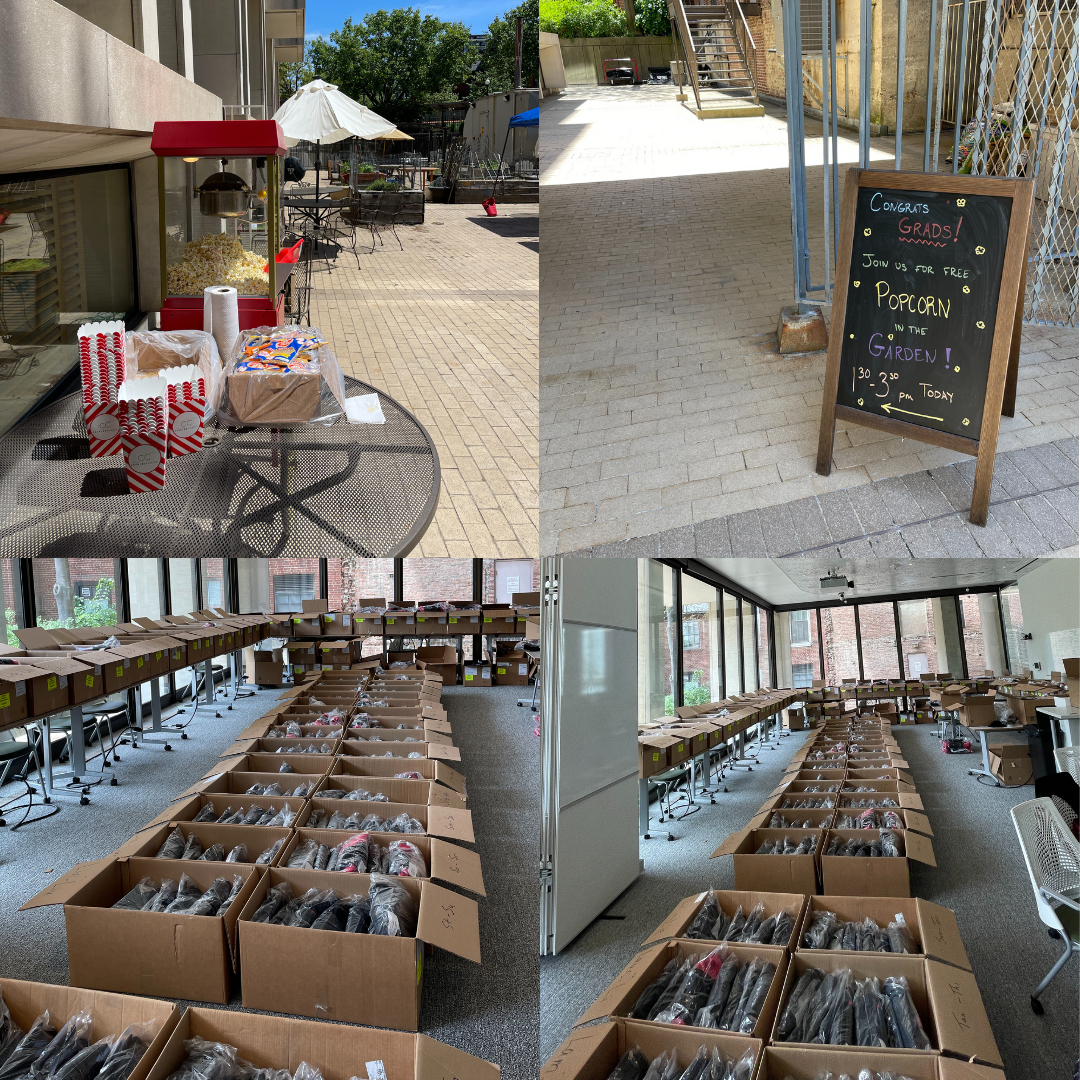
166, 234, 269, 296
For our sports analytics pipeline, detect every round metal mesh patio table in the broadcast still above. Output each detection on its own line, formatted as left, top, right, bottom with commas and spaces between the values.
0, 376, 439, 556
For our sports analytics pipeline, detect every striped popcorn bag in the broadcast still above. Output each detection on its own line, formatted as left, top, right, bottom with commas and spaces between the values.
162, 365, 206, 457
118, 378, 168, 492
78, 320, 126, 457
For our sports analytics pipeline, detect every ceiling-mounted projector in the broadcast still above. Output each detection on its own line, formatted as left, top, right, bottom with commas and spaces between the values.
820, 575, 854, 591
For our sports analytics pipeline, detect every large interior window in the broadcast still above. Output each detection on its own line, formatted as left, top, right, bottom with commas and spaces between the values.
898, 598, 937, 679
639, 561, 678, 718
32, 558, 115, 629
999, 585, 1028, 675
820, 606, 860, 682
858, 602, 900, 679
723, 591, 741, 696
742, 601, 758, 692
0, 167, 137, 438
681, 575, 719, 705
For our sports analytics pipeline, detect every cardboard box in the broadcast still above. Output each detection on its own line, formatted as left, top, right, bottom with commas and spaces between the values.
759, 1047, 1003, 1080
279, 827, 484, 894
795, 895, 969, 969
0, 664, 55, 723
638, 733, 678, 778
0, 979, 180, 1080
480, 605, 516, 633
494, 654, 531, 685
710, 829, 824, 894
987, 742, 1033, 786
446, 607, 483, 632
542, 1018, 761, 1080
338, 737, 460, 762
769, 953, 1000, 1068
382, 610, 417, 631
462, 664, 492, 687
300, 796, 474, 842
147, 1004, 497, 1080
333, 754, 467, 795
253, 662, 286, 687
643, 889, 808, 950
236, 867, 479, 1028
1064, 657, 1079, 707
226, 370, 320, 424
1004, 689, 1056, 724
785, 707, 807, 731
21, 858, 260, 1003
310, 770, 465, 808
285, 613, 324, 638
320, 611, 357, 637
575, 939, 787, 1042
820, 828, 936, 897
413, 606, 450, 636
113, 820, 293, 865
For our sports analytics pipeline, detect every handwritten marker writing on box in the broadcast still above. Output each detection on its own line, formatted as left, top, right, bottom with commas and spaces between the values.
118, 377, 168, 492
159, 365, 207, 457
77, 320, 126, 457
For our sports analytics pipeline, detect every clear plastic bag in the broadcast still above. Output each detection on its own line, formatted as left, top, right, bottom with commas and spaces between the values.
29, 1009, 93, 1080
0, 991, 23, 1072
287, 840, 319, 870
213, 325, 346, 427
386, 840, 427, 878
654, 947, 725, 1025
853, 976, 888, 1046
164, 874, 203, 914
155, 827, 186, 860
113, 877, 158, 911
216, 876, 245, 917
187, 878, 232, 917
605, 1047, 648, 1080
145, 880, 178, 912
385, 813, 424, 834
881, 976, 930, 1049
0, 1012, 56, 1080
738, 902, 765, 943
287, 889, 337, 929
199, 845, 226, 863
887, 913, 916, 954
181, 834, 203, 861
251, 882, 293, 923
641, 1050, 678, 1080
345, 897, 371, 934
880, 831, 902, 858
256, 839, 285, 865
694, 952, 739, 1028
94, 1021, 158, 1080
50, 1035, 112, 1080
776, 967, 822, 1041
333, 833, 370, 873
737, 961, 776, 1033
367, 875, 418, 937
225, 845, 248, 864
193, 805, 218, 823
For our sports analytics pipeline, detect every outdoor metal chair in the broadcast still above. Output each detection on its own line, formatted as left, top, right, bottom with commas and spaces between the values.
283, 235, 313, 326
1011, 796, 1080, 1013
353, 191, 405, 254
1056, 746, 1080, 785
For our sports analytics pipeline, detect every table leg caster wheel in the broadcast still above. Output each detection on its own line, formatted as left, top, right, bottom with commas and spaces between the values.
0, 818, 5, 826
72, 775, 81, 784
227, 705, 233, 712
1030, 996, 1044, 1015
110, 777, 118, 786
667, 834, 675, 841
216, 712, 222, 719
181, 732, 188, 740
80, 796, 89, 806
164, 743, 173, 751
723, 787, 729, 793
43, 796, 51, 804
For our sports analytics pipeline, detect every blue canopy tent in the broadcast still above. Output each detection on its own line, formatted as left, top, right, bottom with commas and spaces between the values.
491, 108, 539, 200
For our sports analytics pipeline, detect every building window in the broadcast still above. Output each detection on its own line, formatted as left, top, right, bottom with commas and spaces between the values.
272, 573, 315, 611
792, 662, 815, 688
790, 609, 812, 647
682, 619, 701, 651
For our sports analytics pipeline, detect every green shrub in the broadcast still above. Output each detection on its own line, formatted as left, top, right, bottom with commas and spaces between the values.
357, 163, 377, 173
540, 0, 628, 37
365, 179, 398, 191
633, 0, 671, 35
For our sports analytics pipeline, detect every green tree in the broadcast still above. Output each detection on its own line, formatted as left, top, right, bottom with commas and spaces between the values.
302, 11, 477, 125
4, 579, 117, 647
476, 0, 540, 92
278, 57, 319, 105
539, 0, 627, 37
633, 0, 671, 35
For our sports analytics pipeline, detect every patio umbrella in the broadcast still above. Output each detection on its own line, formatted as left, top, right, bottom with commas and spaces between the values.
273, 78, 397, 204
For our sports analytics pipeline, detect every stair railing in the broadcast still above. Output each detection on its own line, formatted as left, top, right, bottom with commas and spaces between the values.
669, 0, 704, 111
725, 0, 759, 102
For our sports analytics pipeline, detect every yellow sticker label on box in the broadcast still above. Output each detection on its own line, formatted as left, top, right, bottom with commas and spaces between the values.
116, 666, 124, 677
85, 675, 94, 687
652, 752, 659, 761
449, 617, 457, 623
155, 651, 162, 660
484, 617, 492, 622
0, 694, 8, 709
464, 674, 474, 681
137, 657, 143, 667
47, 676, 57, 690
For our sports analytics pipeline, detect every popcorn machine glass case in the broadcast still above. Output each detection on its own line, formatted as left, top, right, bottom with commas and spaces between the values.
151, 120, 287, 333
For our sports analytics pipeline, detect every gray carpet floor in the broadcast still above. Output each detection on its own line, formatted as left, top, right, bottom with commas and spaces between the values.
0, 682, 540, 1080
540, 724, 1079, 1080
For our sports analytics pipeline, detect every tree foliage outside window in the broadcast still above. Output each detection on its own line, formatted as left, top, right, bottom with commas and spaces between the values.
539, 0, 628, 37
633, 0, 672, 36
5, 579, 117, 646
476, 0, 541, 91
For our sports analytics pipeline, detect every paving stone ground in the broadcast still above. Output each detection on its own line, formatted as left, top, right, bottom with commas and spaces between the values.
539, 86, 1079, 556
305, 195, 538, 556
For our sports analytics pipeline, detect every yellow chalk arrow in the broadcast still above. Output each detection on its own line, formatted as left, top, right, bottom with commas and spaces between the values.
881, 402, 944, 422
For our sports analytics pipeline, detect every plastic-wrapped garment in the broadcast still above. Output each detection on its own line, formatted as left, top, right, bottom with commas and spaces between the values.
278, 763, 294, 773
265, 807, 295, 829
628, 959, 680, 1020
0, 991, 23, 1072
823, 969, 855, 1045
853, 977, 888, 1046
721, 906, 746, 942
725, 957, 762, 1033
801, 969, 845, 1044
880, 831, 902, 859
256, 839, 285, 866
387, 840, 427, 878
307, 812, 329, 830
334, 834, 370, 874
386, 813, 424, 834
164, 874, 204, 914
736, 961, 776, 1034
770, 907, 795, 946
314, 845, 331, 871
113, 877, 158, 911
186, 878, 232, 917
641, 1050, 679, 1080
727, 1048, 756, 1080
326, 812, 348, 830
887, 914, 916, 955
214, 806, 236, 823
881, 976, 930, 1049
654, 947, 725, 1024
0, 1012, 57, 1080
28, 1010, 92, 1080
407, 752, 423, 759
289, 889, 339, 928
215, 876, 245, 917
287, 839, 319, 870
310, 900, 349, 933
242, 806, 265, 825
284, 721, 303, 738
394, 772, 423, 781
156, 827, 187, 860
251, 882, 294, 923
193, 805, 218, 823
344, 897, 371, 934
356, 814, 384, 832
672, 1047, 707, 1080
225, 845, 248, 864
49, 1036, 112, 1080
694, 953, 739, 1029
181, 834, 204, 861
368, 874, 419, 937
290, 782, 312, 797
145, 880, 178, 913
738, 903, 765, 943
163, 1036, 243, 1080
199, 845, 226, 863
686, 892, 720, 940
708, 905, 730, 941
93, 1022, 156, 1080
882, 811, 903, 831
245, 784, 266, 795
716, 962, 748, 1032
222, 809, 246, 826
776, 967, 822, 1041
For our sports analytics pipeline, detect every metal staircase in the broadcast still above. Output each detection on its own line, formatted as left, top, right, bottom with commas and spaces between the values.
670, 0, 764, 117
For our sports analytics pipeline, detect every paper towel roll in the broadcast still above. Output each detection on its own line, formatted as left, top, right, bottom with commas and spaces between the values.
208, 286, 239, 362
203, 287, 215, 334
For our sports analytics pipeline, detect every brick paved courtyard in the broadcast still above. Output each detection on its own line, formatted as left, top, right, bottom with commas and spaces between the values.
540, 86, 1079, 557
307, 200, 538, 556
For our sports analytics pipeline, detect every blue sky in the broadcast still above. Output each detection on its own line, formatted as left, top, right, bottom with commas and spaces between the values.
304, 0, 508, 36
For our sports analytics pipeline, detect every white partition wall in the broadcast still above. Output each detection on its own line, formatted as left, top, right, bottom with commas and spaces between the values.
540, 558, 641, 955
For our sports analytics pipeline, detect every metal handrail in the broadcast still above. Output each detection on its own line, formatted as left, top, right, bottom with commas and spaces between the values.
670, 0, 704, 109
728, 0, 759, 96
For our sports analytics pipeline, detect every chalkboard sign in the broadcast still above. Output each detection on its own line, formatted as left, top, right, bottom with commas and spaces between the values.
817, 170, 1034, 526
